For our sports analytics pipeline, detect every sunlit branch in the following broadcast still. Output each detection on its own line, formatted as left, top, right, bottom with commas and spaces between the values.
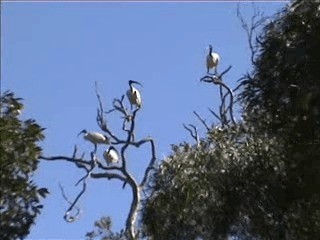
117, 105, 141, 239
44, 82, 155, 240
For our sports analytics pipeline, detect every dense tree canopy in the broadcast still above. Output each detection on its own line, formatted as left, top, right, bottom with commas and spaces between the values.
142, 1, 320, 239
0, 91, 49, 240
240, 0, 320, 237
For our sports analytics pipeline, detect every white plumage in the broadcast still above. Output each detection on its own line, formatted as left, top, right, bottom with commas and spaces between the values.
206, 45, 220, 74
103, 146, 119, 165
78, 129, 109, 151
127, 80, 142, 109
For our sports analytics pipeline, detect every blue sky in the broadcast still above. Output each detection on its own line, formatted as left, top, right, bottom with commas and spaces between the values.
2, 1, 287, 239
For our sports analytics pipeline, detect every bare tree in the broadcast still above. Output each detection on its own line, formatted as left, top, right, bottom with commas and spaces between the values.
184, 4, 270, 140
40, 82, 156, 240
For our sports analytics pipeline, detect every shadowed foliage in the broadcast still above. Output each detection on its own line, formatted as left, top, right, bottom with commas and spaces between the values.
0, 91, 49, 240
142, 1, 320, 239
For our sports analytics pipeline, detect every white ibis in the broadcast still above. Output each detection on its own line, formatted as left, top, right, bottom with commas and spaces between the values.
103, 146, 119, 165
126, 80, 142, 109
206, 44, 220, 74
77, 129, 109, 152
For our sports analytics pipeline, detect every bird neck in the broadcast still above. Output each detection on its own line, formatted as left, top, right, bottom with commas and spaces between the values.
209, 47, 213, 55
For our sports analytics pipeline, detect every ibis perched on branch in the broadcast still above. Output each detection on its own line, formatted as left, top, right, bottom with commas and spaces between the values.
127, 80, 142, 109
206, 45, 220, 74
103, 146, 119, 165
77, 129, 110, 152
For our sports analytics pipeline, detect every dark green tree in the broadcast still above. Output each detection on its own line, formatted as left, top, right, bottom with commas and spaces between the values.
239, 0, 320, 237
85, 216, 126, 240
0, 91, 49, 240
142, 1, 320, 239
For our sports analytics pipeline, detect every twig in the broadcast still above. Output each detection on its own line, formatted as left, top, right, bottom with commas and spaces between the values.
183, 124, 200, 145
208, 107, 222, 122
237, 3, 269, 65
140, 138, 157, 188
64, 178, 87, 223
59, 183, 82, 223
72, 145, 77, 159
219, 85, 227, 126
91, 172, 127, 182
201, 73, 236, 125
44, 81, 155, 240
193, 111, 210, 132
95, 83, 121, 142
40, 155, 91, 169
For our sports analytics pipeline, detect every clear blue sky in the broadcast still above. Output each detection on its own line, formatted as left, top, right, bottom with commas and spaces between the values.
2, 1, 287, 239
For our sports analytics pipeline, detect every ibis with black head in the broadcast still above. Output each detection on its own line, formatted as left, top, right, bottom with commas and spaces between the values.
127, 80, 142, 109
206, 44, 220, 74
78, 129, 109, 152
103, 146, 119, 165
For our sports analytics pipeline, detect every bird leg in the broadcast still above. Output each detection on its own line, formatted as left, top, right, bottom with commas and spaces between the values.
93, 144, 97, 154
214, 66, 218, 76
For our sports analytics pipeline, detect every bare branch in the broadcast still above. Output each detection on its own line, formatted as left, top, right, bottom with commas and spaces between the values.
59, 183, 82, 223
140, 138, 157, 189
96, 161, 123, 171
219, 65, 232, 79
72, 145, 77, 159
219, 85, 227, 127
237, 3, 269, 65
95, 82, 105, 121
91, 172, 127, 182
95, 85, 121, 143
200, 74, 236, 125
75, 151, 96, 187
40, 155, 91, 169
193, 111, 210, 132
64, 178, 87, 223
208, 107, 222, 122
183, 124, 200, 145
117, 105, 141, 239
44, 81, 153, 240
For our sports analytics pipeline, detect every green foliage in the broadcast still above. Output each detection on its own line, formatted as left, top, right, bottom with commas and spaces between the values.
0, 91, 49, 240
239, 0, 320, 237
86, 217, 126, 240
142, 1, 320, 239
240, 0, 320, 140
143, 125, 291, 239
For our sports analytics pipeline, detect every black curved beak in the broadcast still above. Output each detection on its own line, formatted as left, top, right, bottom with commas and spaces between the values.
129, 80, 143, 87
77, 129, 86, 137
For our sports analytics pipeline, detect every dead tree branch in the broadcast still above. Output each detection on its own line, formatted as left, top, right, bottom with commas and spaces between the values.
59, 184, 82, 223
237, 3, 269, 65
200, 65, 236, 126
41, 82, 156, 240
208, 107, 222, 122
193, 111, 210, 132
183, 123, 200, 146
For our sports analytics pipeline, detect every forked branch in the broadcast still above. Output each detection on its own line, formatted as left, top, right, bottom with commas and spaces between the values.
41, 82, 157, 240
